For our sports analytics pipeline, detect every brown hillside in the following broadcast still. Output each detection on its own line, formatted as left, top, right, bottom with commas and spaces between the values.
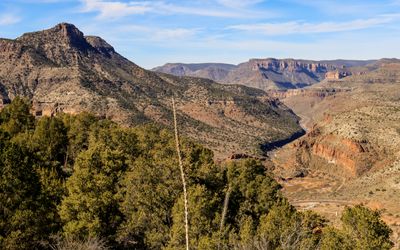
0, 23, 303, 159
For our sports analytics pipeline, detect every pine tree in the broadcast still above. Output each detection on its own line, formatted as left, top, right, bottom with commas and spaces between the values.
0, 141, 45, 249
0, 97, 34, 136
341, 205, 393, 249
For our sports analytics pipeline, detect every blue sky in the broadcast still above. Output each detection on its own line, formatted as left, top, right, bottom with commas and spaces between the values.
0, 0, 400, 68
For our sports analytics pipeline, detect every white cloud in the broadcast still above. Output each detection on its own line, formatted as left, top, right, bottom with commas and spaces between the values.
228, 15, 400, 35
216, 0, 264, 8
92, 24, 200, 42
286, 0, 400, 17
155, 2, 244, 18
152, 28, 199, 40
80, 0, 251, 19
16, 0, 71, 3
0, 14, 21, 26
123, 25, 199, 40
81, 0, 151, 18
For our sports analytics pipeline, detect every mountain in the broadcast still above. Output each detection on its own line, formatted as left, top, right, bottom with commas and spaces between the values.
0, 23, 303, 158
152, 63, 237, 82
153, 59, 375, 91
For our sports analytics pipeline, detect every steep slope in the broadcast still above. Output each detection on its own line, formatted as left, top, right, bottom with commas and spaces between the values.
152, 63, 237, 82
0, 23, 303, 158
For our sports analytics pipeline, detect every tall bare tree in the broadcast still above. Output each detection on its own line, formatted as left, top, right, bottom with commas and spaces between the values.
172, 98, 189, 250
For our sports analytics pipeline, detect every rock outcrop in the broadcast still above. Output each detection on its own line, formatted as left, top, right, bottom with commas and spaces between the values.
325, 71, 351, 80
291, 127, 378, 177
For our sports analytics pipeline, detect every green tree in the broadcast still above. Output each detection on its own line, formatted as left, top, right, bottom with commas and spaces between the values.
59, 125, 137, 244
32, 116, 68, 168
0, 97, 34, 136
257, 200, 297, 249
119, 126, 224, 249
119, 158, 181, 249
61, 112, 99, 171
0, 141, 45, 249
59, 145, 128, 241
320, 227, 353, 250
341, 205, 393, 250
167, 184, 222, 250
225, 159, 283, 234
257, 204, 326, 250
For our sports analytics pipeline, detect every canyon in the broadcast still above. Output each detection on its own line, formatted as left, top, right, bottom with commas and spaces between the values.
157, 58, 400, 244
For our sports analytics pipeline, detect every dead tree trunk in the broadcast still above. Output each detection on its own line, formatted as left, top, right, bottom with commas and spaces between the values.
172, 98, 189, 250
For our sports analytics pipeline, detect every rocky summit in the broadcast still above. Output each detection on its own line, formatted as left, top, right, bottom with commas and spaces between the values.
0, 23, 303, 159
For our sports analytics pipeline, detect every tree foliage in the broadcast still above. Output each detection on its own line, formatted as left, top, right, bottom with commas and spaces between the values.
0, 98, 394, 249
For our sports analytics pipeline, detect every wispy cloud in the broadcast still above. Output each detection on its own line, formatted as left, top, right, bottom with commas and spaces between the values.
152, 28, 199, 40
80, 0, 252, 19
228, 15, 400, 35
13, 0, 71, 3
118, 25, 200, 41
0, 13, 21, 26
81, 0, 151, 18
283, 0, 377, 15
154, 2, 246, 18
216, 0, 264, 8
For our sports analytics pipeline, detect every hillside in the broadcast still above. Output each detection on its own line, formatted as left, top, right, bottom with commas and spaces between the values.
154, 59, 374, 91
0, 23, 303, 158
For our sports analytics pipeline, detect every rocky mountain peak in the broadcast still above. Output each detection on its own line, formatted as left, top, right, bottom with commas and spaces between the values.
53, 22, 85, 40
14, 23, 102, 66
16, 23, 91, 53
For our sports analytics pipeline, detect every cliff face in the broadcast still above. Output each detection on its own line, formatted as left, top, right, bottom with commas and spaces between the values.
248, 59, 336, 74
209, 58, 339, 90
0, 23, 303, 159
290, 126, 379, 177
154, 59, 373, 91
267, 88, 351, 99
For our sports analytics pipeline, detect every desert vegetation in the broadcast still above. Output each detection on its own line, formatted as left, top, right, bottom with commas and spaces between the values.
0, 98, 394, 249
